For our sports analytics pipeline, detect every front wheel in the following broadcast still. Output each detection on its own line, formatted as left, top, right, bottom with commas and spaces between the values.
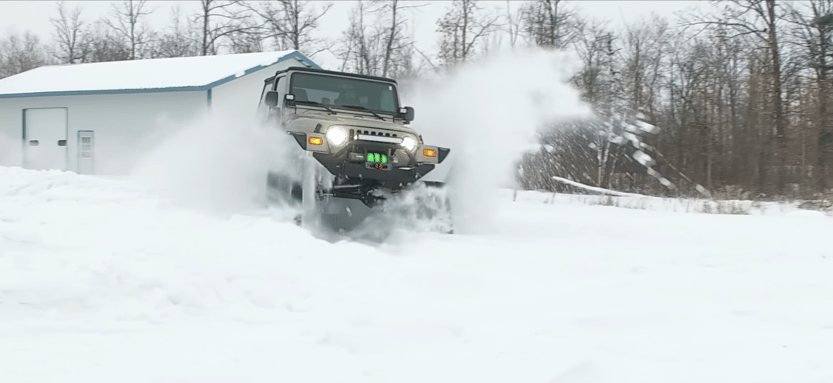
267, 172, 301, 206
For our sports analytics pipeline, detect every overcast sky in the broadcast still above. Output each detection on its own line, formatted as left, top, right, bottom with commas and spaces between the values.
0, 1, 706, 70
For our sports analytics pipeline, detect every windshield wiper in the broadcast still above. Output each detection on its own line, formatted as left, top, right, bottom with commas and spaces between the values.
295, 100, 336, 115
338, 105, 386, 121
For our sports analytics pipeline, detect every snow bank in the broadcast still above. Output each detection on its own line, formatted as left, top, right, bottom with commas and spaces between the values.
3, 166, 833, 383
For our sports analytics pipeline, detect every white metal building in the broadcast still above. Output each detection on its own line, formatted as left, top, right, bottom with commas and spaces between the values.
0, 51, 318, 175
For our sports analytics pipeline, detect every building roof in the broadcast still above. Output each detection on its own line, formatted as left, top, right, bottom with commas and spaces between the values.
0, 50, 320, 98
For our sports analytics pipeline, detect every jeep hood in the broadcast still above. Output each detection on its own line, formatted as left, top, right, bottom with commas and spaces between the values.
287, 109, 417, 135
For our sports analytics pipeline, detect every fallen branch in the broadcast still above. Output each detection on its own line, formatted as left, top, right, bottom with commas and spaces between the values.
552, 176, 652, 199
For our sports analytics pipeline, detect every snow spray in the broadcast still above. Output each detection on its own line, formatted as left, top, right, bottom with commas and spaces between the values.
130, 112, 292, 214
404, 48, 590, 234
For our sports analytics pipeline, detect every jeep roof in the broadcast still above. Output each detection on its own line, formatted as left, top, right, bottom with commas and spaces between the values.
263, 66, 399, 85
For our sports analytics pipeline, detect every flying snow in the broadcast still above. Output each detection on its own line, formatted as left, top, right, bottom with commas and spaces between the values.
129, 113, 291, 215
405, 48, 590, 233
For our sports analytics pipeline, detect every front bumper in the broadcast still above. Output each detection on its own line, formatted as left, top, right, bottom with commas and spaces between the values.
288, 131, 450, 187
314, 153, 435, 187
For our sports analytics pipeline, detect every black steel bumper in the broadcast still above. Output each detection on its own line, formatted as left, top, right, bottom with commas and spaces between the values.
313, 153, 435, 188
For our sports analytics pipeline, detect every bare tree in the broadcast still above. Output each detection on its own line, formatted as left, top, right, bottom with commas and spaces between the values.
340, 0, 381, 75
102, 0, 154, 60
151, 6, 199, 58
561, 20, 635, 189
520, 0, 579, 49
337, 0, 420, 78
621, 16, 670, 115
787, 0, 833, 191
503, 1, 524, 48
86, 20, 131, 63
227, 18, 266, 54
0, 30, 48, 78
241, 0, 332, 56
375, 0, 421, 77
193, 0, 257, 56
51, 2, 89, 64
685, 0, 788, 194
436, 0, 500, 67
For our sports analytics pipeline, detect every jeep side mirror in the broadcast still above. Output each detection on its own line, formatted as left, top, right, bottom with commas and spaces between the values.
399, 106, 415, 122
264, 91, 279, 107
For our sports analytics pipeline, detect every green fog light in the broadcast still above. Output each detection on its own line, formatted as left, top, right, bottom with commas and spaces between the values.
366, 153, 387, 164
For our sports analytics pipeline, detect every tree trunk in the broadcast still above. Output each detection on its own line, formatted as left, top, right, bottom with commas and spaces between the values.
462, 0, 469, 61
382, 0, 397, 77
293, 0, 301, 50
817, 9, 831, 192
767, 0, 786, 194
202, 1, 210, 55
129, 0, 136, 59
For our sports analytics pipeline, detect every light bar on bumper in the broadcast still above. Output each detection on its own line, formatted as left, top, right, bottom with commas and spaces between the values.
357, 134, 403, 144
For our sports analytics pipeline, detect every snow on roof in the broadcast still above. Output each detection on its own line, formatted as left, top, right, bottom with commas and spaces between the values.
0, 50, 318, 98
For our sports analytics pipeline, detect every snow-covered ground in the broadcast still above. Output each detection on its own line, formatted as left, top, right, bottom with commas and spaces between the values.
2, 166, 833, 383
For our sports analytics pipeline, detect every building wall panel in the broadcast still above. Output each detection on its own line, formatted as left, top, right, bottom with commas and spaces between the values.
0, 90, 207, 174
210, 59, 307, 120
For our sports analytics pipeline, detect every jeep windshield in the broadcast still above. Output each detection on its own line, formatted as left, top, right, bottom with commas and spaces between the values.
289, 72, 399, 116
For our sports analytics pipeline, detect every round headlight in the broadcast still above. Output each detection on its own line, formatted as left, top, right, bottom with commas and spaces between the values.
400, 136, 417, 152
326, 126, 348, 146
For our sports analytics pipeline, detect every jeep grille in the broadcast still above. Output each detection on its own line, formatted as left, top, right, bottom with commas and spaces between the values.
354, 128, 398, 138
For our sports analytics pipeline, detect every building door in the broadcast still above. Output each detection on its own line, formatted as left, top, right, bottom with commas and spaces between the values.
23, 108, 68, 170
77, 131, 94, 174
